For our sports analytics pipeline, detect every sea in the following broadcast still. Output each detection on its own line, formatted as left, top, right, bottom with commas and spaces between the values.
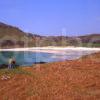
0, 50, 98, 66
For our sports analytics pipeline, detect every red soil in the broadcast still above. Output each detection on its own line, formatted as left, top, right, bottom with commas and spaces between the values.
0, 52, 100, 100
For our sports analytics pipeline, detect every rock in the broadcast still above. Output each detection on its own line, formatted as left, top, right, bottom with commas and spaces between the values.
1, 75, 11, 80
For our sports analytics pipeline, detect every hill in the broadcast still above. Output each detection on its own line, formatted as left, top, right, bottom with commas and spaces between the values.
0, 22, 36, 48
0, 22, 100, 48
0, 52, 100, 99
78, 34, 100, 47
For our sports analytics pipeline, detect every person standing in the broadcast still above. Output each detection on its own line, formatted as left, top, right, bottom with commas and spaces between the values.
12, 58, 16, 68
8, 58, 13, 69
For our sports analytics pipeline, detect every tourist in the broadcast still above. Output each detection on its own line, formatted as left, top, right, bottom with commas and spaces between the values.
12, 58, 16, 68
8, 58, 13, 69
8, 57, 16, 69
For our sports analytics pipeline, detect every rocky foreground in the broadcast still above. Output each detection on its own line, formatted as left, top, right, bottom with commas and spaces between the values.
0, 52, 100, 100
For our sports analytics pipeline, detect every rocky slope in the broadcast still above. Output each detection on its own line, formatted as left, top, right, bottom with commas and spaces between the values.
0, 22, 100, 48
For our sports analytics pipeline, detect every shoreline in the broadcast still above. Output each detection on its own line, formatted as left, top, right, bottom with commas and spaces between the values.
0, 47, 100, 54
0, 52, 100, 99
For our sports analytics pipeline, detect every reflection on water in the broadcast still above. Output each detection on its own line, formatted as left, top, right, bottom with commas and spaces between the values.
0, 50, 98, 66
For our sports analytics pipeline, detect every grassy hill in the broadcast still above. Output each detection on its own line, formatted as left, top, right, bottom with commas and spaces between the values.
78, 34, 100, 47
0, 22, 34, 48
0, 22, 100, 48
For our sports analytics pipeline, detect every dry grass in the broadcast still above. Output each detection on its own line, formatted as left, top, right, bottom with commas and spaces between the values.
0, 52, 100, 100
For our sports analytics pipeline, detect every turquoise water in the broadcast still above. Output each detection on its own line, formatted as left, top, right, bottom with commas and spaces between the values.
0, 51, 97, 66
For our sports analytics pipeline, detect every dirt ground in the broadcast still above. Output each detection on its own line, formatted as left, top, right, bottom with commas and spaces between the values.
0, 52, 100, 100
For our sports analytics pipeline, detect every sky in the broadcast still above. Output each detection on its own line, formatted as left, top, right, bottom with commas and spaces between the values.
0, 0, 100, 36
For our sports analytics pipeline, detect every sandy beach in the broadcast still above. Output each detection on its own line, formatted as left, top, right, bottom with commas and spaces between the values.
0, 47, 100, 54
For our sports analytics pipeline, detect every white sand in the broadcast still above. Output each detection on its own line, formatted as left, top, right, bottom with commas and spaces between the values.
0, 47, 100, 54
